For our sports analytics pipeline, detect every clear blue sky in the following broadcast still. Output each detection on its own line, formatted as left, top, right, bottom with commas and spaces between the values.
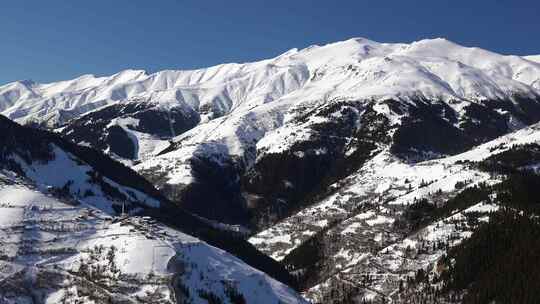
2, 0, 539, 85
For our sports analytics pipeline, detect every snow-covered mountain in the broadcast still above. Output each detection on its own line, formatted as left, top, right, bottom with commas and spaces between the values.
2, 38, 540, 129
3, 38, 540, 220
132, 38, 540, 226
0, 173, 307, 304
2, 37, 540, 225
0, 114, 163, 213
2, 37, 540, 303
0, 115, 306, 303
250, 121, 540, 302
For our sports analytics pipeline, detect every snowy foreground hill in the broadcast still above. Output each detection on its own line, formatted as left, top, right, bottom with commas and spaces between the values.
2, 37, 540, 303
0, 117, 306, 303
0, 174, 306, 304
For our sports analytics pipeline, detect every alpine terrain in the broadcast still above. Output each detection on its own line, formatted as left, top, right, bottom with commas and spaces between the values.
1, 37, 540, 303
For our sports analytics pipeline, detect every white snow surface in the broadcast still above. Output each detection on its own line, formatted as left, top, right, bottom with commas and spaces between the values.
250, 121, 540, 261
524, 55, 540, 64
4, 37, 540, 128
0, 173, 308, 304
128, 38, 540, 186
9, 145, 160, 213
2, 38, 540, 166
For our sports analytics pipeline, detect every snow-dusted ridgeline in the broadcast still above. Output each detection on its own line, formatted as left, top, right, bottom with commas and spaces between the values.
524, 55, 540, 64
1, 38, 539, 162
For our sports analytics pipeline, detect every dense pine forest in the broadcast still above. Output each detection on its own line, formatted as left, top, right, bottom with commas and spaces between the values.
441, 209, 540, 304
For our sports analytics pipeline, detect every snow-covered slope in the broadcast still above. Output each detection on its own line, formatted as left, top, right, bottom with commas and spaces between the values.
525, 54, 540, 64
2, 37, 540, 303
134, 38, 540, 164
3, 37, 540, 224
249, 121, 540, 302
0, 114, 303, 288
123, 38, 540, 225
2, 37, 539, 148
0, 56, 308, 127
4, 38, 540, 119
0, 114, 164, 214
251, 120, 540, 259
57, 100, 199, 164
0, 173, 307, 304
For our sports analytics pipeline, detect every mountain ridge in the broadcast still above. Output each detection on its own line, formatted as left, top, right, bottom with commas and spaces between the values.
4, 37, 540, 228
2, 37, 540, 303
2, 37, 540, 127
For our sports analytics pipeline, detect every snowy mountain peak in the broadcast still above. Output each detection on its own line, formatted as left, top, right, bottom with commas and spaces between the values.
16, 79, 36, 86
1, 37, 539, 127
277, 47, 300, 58
3, 34, 540, 303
